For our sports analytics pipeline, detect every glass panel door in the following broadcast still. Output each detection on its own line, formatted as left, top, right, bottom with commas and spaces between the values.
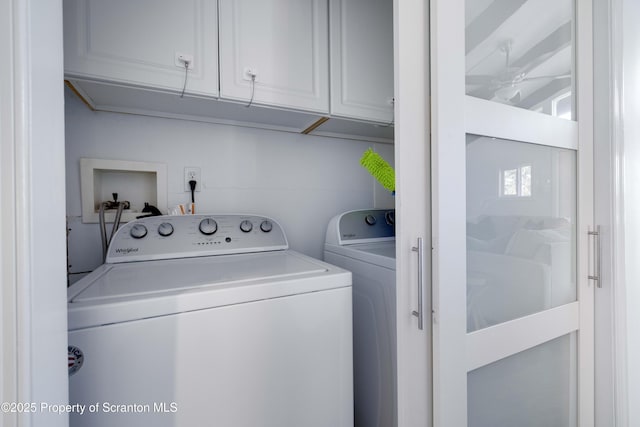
427, 0, 594, 425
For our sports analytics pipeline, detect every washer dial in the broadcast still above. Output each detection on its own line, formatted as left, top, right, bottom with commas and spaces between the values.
199, 218, 218, 235
260, 220, 273, 233
158, 222, 174, 237
130, 224, 148, 239
385, 211, 395, 226
365, 214, 377, 226
240, 220, 253, 233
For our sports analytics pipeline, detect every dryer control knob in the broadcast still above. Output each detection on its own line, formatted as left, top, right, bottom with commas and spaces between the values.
260, 220, 273, 233
365, 214, 377, 226
240, 220, 253, 233
385, 211, 395, 226
199, 218, 218, 235
158, 222, 174, 237
130, 224, 148, 239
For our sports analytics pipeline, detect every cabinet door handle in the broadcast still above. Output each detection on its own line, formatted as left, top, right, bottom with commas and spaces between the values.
588, 226, 601, 288
411, 237, 424, 330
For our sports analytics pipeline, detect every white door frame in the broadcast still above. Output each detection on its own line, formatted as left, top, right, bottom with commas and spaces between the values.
593, 0, 626, 425
0, 1, 68, 426
428, 0, 467, 425
393, 0, 432, 425
606, 0, 640, 425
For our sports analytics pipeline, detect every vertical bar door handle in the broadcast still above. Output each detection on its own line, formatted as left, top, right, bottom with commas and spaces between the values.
411, 237, 424, 330
588, 226, 601, 288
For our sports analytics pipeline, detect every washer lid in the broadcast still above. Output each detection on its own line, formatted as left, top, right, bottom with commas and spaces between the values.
353, 242, 396, 260
68, 251, 351, 330
325, 241, 396, 270
71, 251, 326, 303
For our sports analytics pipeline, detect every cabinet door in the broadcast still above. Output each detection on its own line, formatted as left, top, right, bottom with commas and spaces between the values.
63, 0, 218, 97
329, 0, 394, 123
218, 0, 329, 114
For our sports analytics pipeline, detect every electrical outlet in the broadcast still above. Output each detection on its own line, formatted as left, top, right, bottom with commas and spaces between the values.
175, 52, 195, 70
184, 167, 201, 192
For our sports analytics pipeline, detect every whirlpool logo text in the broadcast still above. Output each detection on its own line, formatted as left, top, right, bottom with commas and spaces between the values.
115, 247, 139, 254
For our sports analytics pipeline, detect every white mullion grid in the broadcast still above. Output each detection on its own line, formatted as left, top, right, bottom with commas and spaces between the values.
466, 302, 580, 372
466, 95, 578, 151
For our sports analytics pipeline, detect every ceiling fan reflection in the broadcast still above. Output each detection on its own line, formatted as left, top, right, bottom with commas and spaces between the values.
466, 40, 570, 104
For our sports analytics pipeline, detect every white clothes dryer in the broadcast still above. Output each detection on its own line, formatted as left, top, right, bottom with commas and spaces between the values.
67, 214, 353, 427
324, 209, 396, 427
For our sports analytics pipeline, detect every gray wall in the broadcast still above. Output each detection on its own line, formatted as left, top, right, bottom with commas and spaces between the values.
64, 86, 395, 281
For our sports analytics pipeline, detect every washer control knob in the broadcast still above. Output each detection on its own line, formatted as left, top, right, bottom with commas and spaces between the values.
260, 220, 273, 233
130, 224, 148, 239
365, 214, 377, 226
158, 222, 174, 237
199, 218, 218, 235
240, 220, 253, 233
385, 211, 395, 226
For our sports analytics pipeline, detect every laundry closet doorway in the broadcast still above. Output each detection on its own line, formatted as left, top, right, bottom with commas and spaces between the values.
394, 0, 595, 426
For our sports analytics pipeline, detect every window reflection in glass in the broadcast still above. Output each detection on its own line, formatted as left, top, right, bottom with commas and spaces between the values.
502, 168, 518, 196
465, 0, 575, 119
466, 135, 576, 332
520, 165, 532, 196
500, 165, 532, 198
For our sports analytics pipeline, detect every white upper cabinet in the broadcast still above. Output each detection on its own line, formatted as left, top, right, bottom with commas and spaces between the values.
62, 0, 393, 141
329, 0, 394, 123
63, 0, 219, 97
218, 0, 330, 114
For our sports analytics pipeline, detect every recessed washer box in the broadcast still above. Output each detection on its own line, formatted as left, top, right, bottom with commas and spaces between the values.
80, 158, 167, 224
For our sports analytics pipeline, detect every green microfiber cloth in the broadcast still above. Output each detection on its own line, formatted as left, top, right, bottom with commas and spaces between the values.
360, 148, 395, 193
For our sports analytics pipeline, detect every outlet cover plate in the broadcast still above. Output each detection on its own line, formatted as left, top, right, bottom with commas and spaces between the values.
184, 167, 201, 192
175, 52, 195, 69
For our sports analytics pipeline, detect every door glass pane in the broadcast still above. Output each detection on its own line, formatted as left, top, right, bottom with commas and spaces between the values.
468, 333, 577, 427
465, 0, 575, 119
466, 135, 576, 332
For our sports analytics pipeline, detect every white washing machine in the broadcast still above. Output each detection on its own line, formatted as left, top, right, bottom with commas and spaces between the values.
67, 214, 353, 427
324, 209, 396, 427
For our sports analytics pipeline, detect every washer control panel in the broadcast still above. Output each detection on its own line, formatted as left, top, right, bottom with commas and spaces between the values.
334, 209, 395, 244
106, 214, 288, 263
